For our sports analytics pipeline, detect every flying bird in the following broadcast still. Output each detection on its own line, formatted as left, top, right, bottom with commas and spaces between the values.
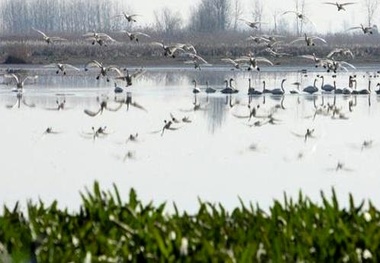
44, 63, 80, 75
239, 18, 266, 29
151, 42, 185, 58
32, 28, 67, 44
84, 60, 122, 82
114, 12, 140, 22
323, 2, 356, 11
282, 11, 316, 28
290, 34, 327, 46
4, 73, 38, 92
347, 24, 374, 34
121, 31, 150, 42
83, 31, 116, 46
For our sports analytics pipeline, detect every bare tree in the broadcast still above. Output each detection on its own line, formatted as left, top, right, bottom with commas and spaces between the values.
252, 0, 264, 32
363, 0, 379, 27
232, 0, 244, 30
154, 7, 183, 36
189, 0, 230, 32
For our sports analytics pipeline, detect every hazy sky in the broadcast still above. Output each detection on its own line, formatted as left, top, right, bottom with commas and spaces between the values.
127, 0, 371, 34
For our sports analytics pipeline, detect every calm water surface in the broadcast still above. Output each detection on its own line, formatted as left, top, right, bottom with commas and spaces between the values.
1, 64, 380, 213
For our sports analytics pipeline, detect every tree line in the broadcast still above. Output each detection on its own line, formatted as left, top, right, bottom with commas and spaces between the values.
1, 0, 379, 37
0, 0, 288, 36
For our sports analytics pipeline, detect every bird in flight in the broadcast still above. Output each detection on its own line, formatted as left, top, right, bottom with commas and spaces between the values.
239, 18, 266, 29
323, 2, 356, 11
32, 28, 67, 44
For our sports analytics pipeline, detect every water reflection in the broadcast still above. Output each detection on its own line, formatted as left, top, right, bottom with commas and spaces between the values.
2, 65, 380, 212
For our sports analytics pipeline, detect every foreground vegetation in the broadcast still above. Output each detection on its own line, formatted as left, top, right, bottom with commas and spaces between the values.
0, 182, 378, 262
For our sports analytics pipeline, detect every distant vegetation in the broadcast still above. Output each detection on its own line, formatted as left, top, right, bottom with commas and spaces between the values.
0, 182, 379, 262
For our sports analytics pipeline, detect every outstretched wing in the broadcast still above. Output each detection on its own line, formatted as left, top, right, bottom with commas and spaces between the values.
85, 60, 102, 69
32, 27, 48, 38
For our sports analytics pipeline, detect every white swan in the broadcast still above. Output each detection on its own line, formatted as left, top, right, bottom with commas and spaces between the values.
84, 60, 122, 82
347, 24, 373, 34
323, 2, 356, 11
121, 31, 150, 42
44, 63, 80, 75
32, 28, 67, 44
4, 73, 38, 91
290, 34, 327, 46
239, 18, 266, 29
151, 42, 185, 58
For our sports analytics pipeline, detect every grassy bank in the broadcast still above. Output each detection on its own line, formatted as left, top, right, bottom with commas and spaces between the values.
1, 34, 380, 67
0, 182, 378, 262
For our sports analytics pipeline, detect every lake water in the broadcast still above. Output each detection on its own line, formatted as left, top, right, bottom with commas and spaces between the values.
1, 64, 380, 213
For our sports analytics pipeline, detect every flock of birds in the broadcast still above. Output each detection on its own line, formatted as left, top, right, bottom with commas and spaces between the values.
1, 2, 379, 171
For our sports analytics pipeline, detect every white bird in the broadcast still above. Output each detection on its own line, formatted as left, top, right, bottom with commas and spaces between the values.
121, 31, 150, 42
246, 35, 270, 44
282, 11, 316, 27
44, 63, 80, 75
236, 55, 274, 71
221, 58, 242, 70
83, 32, 116, 46
114, 68, 146, 87
114, 12, 140, 22
290, 34, 327, 46
323, 2, 357, 11
151, 42, 185, 58
239, 18, 266, 29
183, 53, 210, 70
84, 60, 122, 82
4, 73, 38, 91
347, 24, 373, 34
32, 28, 67, 44
327, 48, 355, 59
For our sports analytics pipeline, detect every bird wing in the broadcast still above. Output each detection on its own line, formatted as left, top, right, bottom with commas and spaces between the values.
256, 57, 274, 65
311, 36, 327, 43
22, 75, 38, 85
64, 64, 81, 71
150, 41, 165, 48
108, 66, 123, 76
346, 26, 361, 31
32, 28, 48, 38
130, 68, 146, 78
85, 60, 102, 69
82, 32, 97, 37
99, 33, 116, 41
282, 11, 298, 16
50, 36, 67, 41
299, 54, 318, 61
340, 61, 356, 69
134, 32, 150, 37
327, 48, 340, 58
289, 37, 305, 44
221, 58, 238, 65
4, 73, 20, 83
